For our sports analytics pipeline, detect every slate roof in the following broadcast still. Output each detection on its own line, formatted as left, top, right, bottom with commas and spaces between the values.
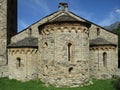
8, 37, 38, 48
48, 13, 79, 22
38, 11, 91, 30
15, 4, 117, 37
90, 38, 116, 46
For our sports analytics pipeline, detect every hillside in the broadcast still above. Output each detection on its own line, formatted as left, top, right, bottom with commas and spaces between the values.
104, 21, 120, 30
112, 26, 120, 68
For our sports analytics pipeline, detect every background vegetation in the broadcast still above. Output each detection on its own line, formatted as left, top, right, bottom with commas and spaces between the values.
112, 26, 120, 68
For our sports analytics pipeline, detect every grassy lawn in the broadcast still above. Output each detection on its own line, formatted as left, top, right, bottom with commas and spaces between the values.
0, 77, 116, 90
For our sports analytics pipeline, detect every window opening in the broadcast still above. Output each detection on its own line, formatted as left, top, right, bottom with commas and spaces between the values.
29, 28, 32, 36
103, 52, 107, 67
97, 28, 100, 36
16, 57, 21, 67
68, 67, 73, 73
43, 42, 48, 48
45, 65, 48, 69
68, 43, 72, 61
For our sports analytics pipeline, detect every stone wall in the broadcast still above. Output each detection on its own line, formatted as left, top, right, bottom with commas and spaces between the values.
90, 46, 118, 79
89, 24, 118, 44
89, 24, 118, 79
38, 22, 90, 87
0, 0, 7, 65
0, 1, 118, 87
8, 48, 38, 81
11, 11, 61, 43
0, 65, 8, 78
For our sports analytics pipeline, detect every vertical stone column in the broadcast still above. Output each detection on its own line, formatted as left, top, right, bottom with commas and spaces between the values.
0, 0, 17, 65
0, 0, 7, 65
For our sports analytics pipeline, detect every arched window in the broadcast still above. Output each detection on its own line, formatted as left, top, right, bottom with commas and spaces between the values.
43, 42, 48, 48
103, 52, 107, 67
68, 67, 73, 73
29, 28, 32, 36
97, 28, 100, 36
68, 43, 72, 62
16, 57, 21, 67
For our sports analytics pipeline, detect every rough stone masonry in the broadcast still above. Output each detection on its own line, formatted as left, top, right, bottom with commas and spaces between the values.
0, 1, 118, 87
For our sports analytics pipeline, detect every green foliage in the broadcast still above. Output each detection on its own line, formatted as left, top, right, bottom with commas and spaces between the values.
0, 78, 115, 90
112, 26, 120, 67
113, 77, 120, 90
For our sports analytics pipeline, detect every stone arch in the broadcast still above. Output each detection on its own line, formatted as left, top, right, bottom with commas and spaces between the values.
15, 49, 20, 54
44, 29, 49, 35
16, 57, 21, 67
68, 67, 73, 73
43, 42, 48, 48
71, 27, 76, 33
12, 50, 15, 55
57, 28, 62, 33
31, 49, 38, 54
50, 29, 54, 33
64, 27, 69, 32
78, 27, 82, 33
20, 50, 25, 54
26, 49, 32, 54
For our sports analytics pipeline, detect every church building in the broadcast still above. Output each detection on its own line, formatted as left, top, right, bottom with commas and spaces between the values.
0, 1, 118, 87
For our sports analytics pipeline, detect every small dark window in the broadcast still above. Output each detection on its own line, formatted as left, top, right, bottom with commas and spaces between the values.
97, 28, 100, 36
16, 57, 21, 67
45, 42, 48, 46
29, 28, 32, 36
103, 52, 107, 67
45, 65, 48, 69
0, 4, 1, 9
68, 43, 72, 61
43, 42, 48, 48
68, 67, 73, 73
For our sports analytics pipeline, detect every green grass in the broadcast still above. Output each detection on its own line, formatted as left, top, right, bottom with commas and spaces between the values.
0, 77, 116, 90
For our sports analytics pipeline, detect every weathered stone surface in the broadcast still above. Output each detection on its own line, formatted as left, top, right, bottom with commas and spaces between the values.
0, 2, 118, 87
0, 0, 7, 65
0, 0, 17, 78
8, 48, 38, 81
37, 22, 90, 86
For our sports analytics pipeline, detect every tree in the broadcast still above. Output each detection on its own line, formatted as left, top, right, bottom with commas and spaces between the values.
112, 26, 120, 68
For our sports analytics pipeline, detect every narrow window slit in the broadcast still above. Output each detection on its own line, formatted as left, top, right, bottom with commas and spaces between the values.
103, 52, 107, 67
68, 43, 72, 62
97, 28, 100, 36
16, 57, 21, 67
